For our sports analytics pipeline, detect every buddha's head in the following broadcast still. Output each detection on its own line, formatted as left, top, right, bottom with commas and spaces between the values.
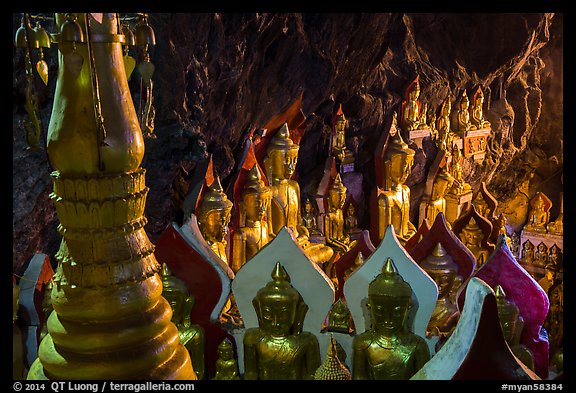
367, 258, 413, 335
217, 337, 235, 361
460, 218, 484, 248
241, 165, 270, 222
420, 243, 459, 298
265, 123, 300, 181
384, 131, 415, 188
304, 198, 315, 215
328, 174, 347, 211
533, 194, 545, 210
473, 193, 489, 218
253, 262, 305, 337
161, 263, 190, 323
197, 177, 233, 243
432, 167, 454, 200
495, 285, 524, 346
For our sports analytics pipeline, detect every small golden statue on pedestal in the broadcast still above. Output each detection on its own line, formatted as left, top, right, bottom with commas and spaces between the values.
436, 95, 455, 151
401, 75, 428, 131
196, 177, 233, 264
326, 298, 354, 334
344, 203, 361, 237
264, 123, 333, 265
521, 240, 535, 265
495, 285, 535, 371
212, 338, 241, 380
162, 264, 206, 380
420, 243, 461, 338
352, 258, 430, 379
302, 198, 322, 237
243, 262, 321, 380
232, 165, 272, 272
534, 242, 548, 268
331, 105, 355, 166
448, 145, 472, 195
524, 193, 550, 233
471, 87, 491, 129
453, 90, 476, 135
324, 174, 353, 254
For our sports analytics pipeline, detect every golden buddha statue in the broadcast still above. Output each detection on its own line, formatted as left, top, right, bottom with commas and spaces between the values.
331, 108, 354, 165
401, 76, 428, 131
263, 123, 333, 265
424, 167, 454, 225
473, 192, 490, 219
161, 263, 205, 380
534, 242, 548, 268
314, 335, 351, 380
471, 87, 491, 129
326, 298, 353, 334
302, 198, 322, 236
495, 285, 535, 371
420, 243, 461, 338
448, 144, 472, 195
454, 90, 476, 134
548, 244, 562, 270
436, 95, 454, 151
232, 164, 272, 272
325, 174, 353, 254
521, 240, 535, 265
524, 193, 549, 233
212, 338, 241, 380
459, 218, 491, 270
376, 130, 417, 244
196, 177, 233, 264
352, 258, 430, 379
510, 232, 520, 257
243, 262, 321, 380
344, 203, 361, 236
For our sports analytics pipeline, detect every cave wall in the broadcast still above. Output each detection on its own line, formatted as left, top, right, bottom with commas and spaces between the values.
12, 12, 563, 274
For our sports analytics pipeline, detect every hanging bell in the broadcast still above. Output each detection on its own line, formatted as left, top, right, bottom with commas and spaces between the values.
59, 13, 84, 43
134, 16, 156, 46
15, 15, 38, 49
122, 24, 136, 46
33, 22, 51, 48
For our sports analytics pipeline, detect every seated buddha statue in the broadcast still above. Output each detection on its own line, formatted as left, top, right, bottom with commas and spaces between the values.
471, 87, 491, 129
243, 262, 321, 380
510, 232, 520, 257
324, 174, 353, 255
263, 123, 333, 265
376, 129, 417, 244
436, 95, 455, 151
534, 242, 549, 268
232, 164, 272, 272
424, 167, 454, 226
196, 177, 233, 264
420, 243, 461, 338
326, 298, 353, 334
524, 193, 549, 233
521, 240, 535, 265
212, 338, 241, 380
453, 90, 476, 134
161, 263, 205, 379
448, 144, 472, 196
302, 198, 322, 237
459, 218, 491, 271
352, 258, 430, 380
495, 285, 535, 371
331, 108, 355, 165
401, 76, 428, 131
344, 203, 361, 236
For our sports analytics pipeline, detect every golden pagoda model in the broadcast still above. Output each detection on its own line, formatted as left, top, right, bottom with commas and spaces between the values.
27, 13, 195, 380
